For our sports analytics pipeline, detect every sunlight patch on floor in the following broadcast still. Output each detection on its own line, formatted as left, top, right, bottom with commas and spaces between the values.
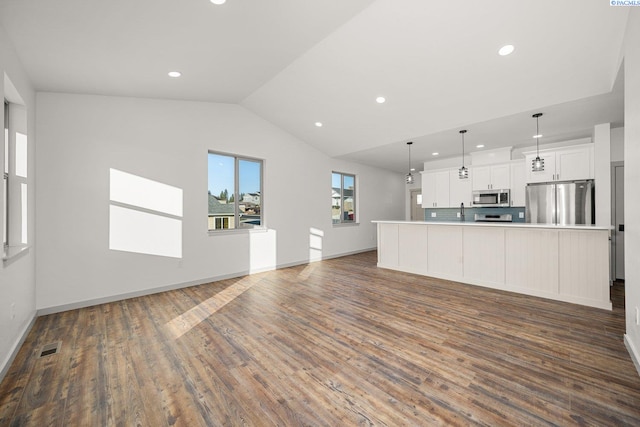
166, 276, 258, 339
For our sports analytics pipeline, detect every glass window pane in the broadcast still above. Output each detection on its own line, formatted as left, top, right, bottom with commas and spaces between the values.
239, 159, 261, 228
343, 175, 355, 222
208, 153, 236, 230
4, 101, 8, 174
332, 172, 342, 224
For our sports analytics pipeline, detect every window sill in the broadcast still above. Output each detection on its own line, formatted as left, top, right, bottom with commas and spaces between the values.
333, 222, 360, 228
208, 226, 269, 236
3, 244, 30, 262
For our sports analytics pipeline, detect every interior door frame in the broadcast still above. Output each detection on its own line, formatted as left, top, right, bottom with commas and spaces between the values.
611, 161, 624, 281
409, 188, 423, 221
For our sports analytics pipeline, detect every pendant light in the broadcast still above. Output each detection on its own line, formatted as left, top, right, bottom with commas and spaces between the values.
532, 113, 545, 172
458, 130, 468, 179
405, 141, 414, 184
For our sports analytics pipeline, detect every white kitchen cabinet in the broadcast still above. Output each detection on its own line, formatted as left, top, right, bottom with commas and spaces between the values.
427, 225, 463, 277
525, 153, 556, 183
505, 228, 559, 295
398, 223, 429, 273
374, 221, 612, 310
377, 223, 399, 266
463, 227, 505, 286
510, 160, 526, 207
525, 145, 593, 183
472, 163, 510, 191
556, 147, 593, 181
449, 169, 473, 207
421, 170, 450, 208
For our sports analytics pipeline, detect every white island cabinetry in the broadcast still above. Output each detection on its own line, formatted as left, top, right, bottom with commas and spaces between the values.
374, 221, 611, 310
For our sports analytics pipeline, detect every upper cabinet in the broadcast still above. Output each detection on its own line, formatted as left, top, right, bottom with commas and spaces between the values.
525, 145, 594, 183
472, 164, 510, 191
449, 169, 473, 207
422, 168, 472, 208
510, 160, 526, 207
421, 170, 450, 208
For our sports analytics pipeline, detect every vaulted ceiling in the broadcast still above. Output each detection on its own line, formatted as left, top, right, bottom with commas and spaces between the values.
0, 0, 628, 172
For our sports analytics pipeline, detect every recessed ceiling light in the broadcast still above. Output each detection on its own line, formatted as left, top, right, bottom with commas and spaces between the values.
168, 71, 181, 78
210, 0, 226, 4
432, 152, 439, 156
410, 168, 415, 172
498, 45, 515, 56
315, 122, 323, 127
376, 96, 386, 104
533, 134, 543, 138
476, 144, 485, 148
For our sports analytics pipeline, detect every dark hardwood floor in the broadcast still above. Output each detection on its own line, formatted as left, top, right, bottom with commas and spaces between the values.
1, 251, 639, 426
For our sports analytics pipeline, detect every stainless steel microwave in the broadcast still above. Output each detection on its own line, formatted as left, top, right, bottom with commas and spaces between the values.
472, 189, 510, 207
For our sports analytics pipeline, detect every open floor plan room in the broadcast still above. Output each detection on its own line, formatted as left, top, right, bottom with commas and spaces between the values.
1, 252, 639, 426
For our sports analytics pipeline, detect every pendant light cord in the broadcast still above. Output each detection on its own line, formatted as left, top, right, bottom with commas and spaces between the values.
459, 130, 467, 167
533, 113, 543, 156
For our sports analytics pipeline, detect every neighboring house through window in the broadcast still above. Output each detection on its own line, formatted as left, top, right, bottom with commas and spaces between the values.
208, 152, 263, 231
332, 172, 356, 224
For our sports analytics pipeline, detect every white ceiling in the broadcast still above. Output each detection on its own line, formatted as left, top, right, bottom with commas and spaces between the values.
0, 0, 629, 172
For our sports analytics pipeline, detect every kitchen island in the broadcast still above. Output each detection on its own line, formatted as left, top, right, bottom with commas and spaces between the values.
373, 221, 612, 310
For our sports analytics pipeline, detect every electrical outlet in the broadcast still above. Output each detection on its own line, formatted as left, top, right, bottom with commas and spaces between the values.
10, 303, 15, 320
519, 212, 524, 219
431, 212, 436, 218
456, 212, 460, 218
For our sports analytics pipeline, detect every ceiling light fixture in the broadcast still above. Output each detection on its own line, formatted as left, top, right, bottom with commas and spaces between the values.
432, 152, 439, 156
476, 144, 485, 148
168, 71, 181, 78
498, 44, 515, 56
459, 130, 468, 179
315, 122, 323, 127
210, 0, 226, 4
532, 113, 545, 172
376, 96, 386, 104
406, 142, 414, 184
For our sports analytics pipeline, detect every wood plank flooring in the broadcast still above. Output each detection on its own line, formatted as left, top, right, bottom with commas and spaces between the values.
1, 250, 640, 426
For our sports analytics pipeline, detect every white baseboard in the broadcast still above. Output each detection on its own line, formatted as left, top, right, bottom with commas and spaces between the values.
625, 334, 640, 377
0, 312, 37, 384
37, 248, 377, 316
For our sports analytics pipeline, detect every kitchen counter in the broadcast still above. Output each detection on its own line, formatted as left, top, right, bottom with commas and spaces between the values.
372, 220, 611, 310
373, 220, 612, 231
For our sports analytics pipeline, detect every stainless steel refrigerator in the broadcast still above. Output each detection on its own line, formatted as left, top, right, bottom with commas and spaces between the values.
525, 180, 595, 225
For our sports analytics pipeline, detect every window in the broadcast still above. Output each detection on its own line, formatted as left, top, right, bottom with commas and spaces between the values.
3, 100, 8, 248
208, 152, 263, 231
2, 78, 29, 259
332, 172, 356, 224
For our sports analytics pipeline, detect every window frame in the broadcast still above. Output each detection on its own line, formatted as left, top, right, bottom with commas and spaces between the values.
207, 151, 264, 233
332, 171, 357, 225
3, 100, 8, 248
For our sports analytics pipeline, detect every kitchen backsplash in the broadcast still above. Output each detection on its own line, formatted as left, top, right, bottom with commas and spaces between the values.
424, 207, 526, 223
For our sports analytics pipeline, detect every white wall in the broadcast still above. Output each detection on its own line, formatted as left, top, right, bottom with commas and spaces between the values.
35, 93, 404, 312
594, 123, 612, 227
623, 9, 640, 374
611, 126, 624, 162
0, 24, 36, 378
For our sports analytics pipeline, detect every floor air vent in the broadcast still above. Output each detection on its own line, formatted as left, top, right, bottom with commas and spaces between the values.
39, 342, 61, 358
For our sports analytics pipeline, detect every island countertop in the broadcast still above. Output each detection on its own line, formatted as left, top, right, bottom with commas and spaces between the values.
373, 220, 611, 310
372, 220, 612, 231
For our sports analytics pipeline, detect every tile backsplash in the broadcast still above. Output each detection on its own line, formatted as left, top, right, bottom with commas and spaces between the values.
424, 206, 526, 223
